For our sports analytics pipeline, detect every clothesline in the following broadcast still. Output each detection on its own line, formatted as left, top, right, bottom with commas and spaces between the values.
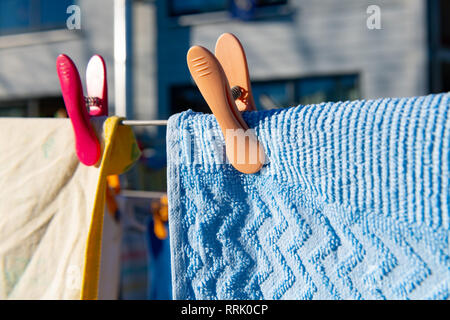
118, 85, 243, 127
121, 120, 168, 126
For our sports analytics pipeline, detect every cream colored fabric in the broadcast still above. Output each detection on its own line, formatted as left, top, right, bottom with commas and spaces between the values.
0, 117, 139, 299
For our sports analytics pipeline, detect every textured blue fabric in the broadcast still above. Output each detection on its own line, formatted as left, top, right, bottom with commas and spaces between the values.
167, 93, 450, 300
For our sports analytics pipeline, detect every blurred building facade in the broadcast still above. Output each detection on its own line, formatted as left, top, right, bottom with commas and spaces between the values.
0, 0, 448, 190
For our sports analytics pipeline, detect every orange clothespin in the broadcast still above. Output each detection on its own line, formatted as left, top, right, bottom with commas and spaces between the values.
106, 174, 121, 194
105, 175, 120, 222
187, 33, 265, 174
151, 195, 169, 240
214, 33, 256, 112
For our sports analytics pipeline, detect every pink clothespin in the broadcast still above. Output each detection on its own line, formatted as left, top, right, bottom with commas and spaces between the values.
56, 54, 108, 166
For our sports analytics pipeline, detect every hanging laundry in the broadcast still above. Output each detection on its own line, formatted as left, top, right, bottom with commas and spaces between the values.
167, 93, 450, 300
147, 196, 172, 300
0, 116, 140, 299
116, 195, 172, 300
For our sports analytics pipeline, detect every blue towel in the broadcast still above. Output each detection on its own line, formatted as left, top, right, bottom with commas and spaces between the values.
167, 93, 450, 300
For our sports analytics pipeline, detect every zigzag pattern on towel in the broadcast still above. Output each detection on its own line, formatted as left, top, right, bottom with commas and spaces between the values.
176, 169, 449, 300
168, 93, 450, 300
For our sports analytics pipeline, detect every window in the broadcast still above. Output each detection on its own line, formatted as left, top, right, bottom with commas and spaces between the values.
251, 81, 294, 109
429, 0, 450, 92
170, 85, 210, 114
439, 0, 450, 48
0, 97, 66, 118
255, 75, 359, 109
169, 0, 227, 16
297, 75, 360, 106
442, 62, 450, 92
0, 0, 75, 35
168, 0, 287, 17
170, 74, 360, 114
0, 101, 27, 117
